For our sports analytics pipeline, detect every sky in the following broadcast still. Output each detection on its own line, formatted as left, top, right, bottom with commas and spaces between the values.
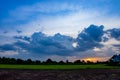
0, 0, 120, 62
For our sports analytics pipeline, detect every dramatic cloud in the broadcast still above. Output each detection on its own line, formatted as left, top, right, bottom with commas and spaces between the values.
106, 28, 120, 40
76, 25, 104, 51
0, 32, 74, 56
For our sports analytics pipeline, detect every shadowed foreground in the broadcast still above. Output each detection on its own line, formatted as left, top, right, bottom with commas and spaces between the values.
0, 69, 120, 80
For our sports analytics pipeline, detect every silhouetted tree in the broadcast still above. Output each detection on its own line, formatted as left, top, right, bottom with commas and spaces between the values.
59, 60, 65, 64
16, 59, 24, 64
10, 58, 16, 64
45, 58, 53, 64
86, 60, 94, 64
26, 59, 32, 64
74, 60, 82, 64
81, 60, 85, 64
35, 60, 41, 64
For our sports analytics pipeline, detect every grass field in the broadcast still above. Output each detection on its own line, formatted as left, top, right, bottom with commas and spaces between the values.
0, 64, 119, 69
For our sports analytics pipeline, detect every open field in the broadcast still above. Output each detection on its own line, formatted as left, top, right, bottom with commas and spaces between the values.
0, 69, 120, 80
0, 64, 119, 69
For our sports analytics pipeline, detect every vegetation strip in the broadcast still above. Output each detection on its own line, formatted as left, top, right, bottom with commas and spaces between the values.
0, 64, 119, 69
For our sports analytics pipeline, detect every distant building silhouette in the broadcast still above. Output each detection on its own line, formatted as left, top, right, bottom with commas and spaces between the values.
108, 54, 120, 65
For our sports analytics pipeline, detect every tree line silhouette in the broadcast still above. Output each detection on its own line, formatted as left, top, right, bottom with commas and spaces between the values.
0, 57, 106, 65
0, 54, 120, 65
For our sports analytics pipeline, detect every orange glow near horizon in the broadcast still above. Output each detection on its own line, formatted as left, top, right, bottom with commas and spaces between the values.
82, 57, 110, 62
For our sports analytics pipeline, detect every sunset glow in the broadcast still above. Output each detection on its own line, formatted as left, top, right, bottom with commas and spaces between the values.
82, 57, 109, 62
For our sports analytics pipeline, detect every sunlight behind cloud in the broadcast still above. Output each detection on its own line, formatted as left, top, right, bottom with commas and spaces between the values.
72, 42, 77, 48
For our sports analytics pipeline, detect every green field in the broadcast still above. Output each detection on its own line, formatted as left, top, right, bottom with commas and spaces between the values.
0, 64, 119, 69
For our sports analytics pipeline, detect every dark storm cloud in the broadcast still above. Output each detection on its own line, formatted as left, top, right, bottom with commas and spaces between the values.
3, 32, 74, 56
14, 36, 31, 42
76, 25, 104, 51
106, 28, 120, 40
31, 32, 66, 49
0, 44, 17, 52
27, 32, 74, 55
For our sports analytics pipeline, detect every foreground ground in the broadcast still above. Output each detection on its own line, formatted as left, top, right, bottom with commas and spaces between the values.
0, 69, 120, 80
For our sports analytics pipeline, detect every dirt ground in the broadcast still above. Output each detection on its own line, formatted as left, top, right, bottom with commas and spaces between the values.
0, 69, 120, 80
